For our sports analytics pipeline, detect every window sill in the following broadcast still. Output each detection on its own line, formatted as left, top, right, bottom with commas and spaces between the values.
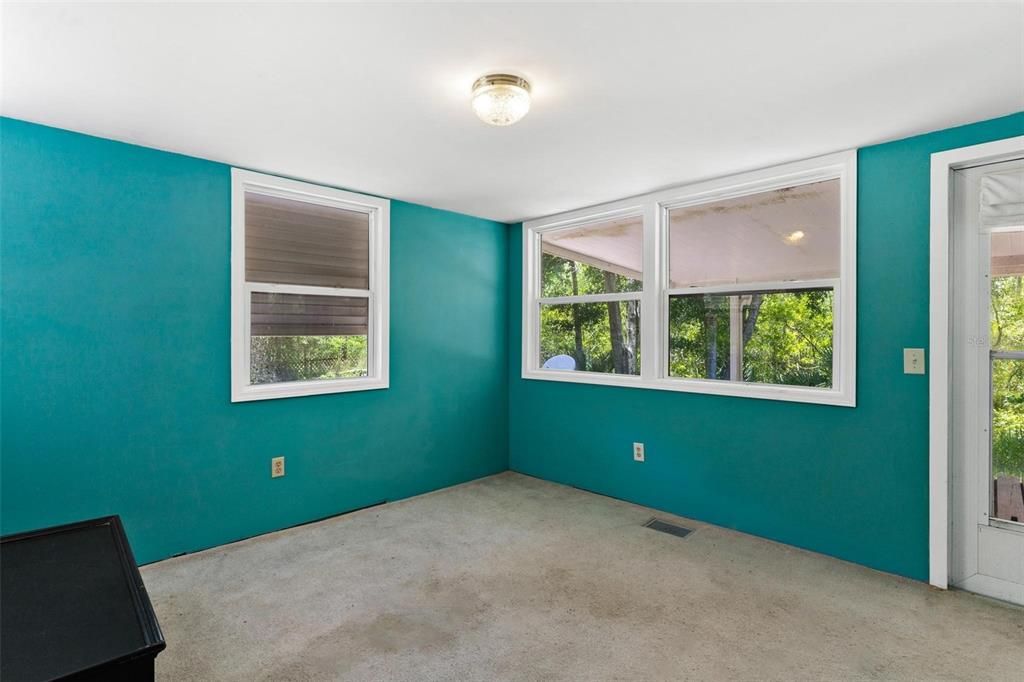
231, 377, 389, 403
520, 368, 855, 407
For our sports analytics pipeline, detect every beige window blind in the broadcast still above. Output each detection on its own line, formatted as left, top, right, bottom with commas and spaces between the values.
245, 192, 370, 289
980, 168, 1024, 230
250, 292, 368, 337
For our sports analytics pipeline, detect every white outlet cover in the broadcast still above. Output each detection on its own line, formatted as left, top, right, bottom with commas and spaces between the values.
633, 442, 645, 462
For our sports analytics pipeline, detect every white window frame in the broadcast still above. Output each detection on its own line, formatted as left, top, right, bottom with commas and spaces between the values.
522, 150, 857, 406
231, 169, 389, 402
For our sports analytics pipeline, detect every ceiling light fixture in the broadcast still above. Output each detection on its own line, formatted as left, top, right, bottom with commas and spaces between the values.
784, 229, 806, 244
471, 73, 531, 127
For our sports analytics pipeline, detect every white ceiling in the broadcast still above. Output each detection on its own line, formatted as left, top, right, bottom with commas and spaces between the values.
3, 2, 1022, 223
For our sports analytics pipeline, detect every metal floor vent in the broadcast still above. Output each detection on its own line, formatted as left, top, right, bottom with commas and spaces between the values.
643, 518, 693, 539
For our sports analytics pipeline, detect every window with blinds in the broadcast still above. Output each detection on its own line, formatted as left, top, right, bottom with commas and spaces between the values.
231, 170, 389, 402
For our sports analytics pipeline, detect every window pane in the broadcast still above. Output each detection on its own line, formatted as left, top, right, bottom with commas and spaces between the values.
668, 179, 840, 288
667, 294, 732, 380
250, 292, 368, 384
992, 358, 1024, 523
669, 288, 833, 388
540, 301, 640, 375
541, 216, 642, 297
245, 192, 369, 289
991, 230, 1024, 352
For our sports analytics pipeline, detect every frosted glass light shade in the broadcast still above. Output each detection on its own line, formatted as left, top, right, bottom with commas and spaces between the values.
471, 74, 531, 126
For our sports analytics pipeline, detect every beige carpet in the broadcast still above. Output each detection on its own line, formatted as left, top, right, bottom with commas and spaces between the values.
142, 472, 1024, 680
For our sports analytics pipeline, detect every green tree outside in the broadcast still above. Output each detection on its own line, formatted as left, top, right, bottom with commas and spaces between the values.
991, 275, 1024, 479
251, 335, 367, 384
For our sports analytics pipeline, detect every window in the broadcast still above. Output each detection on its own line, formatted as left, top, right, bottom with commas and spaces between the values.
538, 215, 643, 375
231, 170, 389, 401
522, 151, 856, 405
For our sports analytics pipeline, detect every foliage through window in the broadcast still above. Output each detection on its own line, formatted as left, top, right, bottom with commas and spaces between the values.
990, 232, 1024, 494
522, 152, 856, 405
669, 288, 833, 387
666, 179, 840, 390
538, 216, 642, 375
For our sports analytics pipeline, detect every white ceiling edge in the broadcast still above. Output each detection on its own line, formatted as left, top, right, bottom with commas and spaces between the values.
513, 107, 1024, 226
3, 105, 1018, 227
2, 2, 1022, 224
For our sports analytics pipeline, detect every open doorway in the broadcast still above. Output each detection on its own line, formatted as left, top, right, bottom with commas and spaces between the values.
933, 139, 1024, 604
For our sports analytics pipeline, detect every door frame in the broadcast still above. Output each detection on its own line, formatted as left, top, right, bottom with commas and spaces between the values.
929, 135, 1024, 589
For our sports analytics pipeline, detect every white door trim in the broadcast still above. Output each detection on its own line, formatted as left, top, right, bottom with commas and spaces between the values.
929, 135, 1024, 589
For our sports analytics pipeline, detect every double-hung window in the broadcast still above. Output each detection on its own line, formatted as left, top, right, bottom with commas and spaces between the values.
536, 211, 645, 375
522, 151, 856, 405
231, 170, 389, 402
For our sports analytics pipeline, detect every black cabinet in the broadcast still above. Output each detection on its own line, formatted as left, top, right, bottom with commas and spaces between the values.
1, 516, 165, 681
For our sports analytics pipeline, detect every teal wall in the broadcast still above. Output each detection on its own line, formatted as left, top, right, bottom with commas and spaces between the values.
508, 112, 1024, 582
0, 119, 509, 564
4, 113, 1023, 579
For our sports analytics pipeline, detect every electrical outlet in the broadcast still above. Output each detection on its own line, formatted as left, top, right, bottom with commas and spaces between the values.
633, 442, 645, 462
903, 348, 925, 375
271, 456, 285, 478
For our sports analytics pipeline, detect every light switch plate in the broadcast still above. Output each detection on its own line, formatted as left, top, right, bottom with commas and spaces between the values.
904, 348, 926, 375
